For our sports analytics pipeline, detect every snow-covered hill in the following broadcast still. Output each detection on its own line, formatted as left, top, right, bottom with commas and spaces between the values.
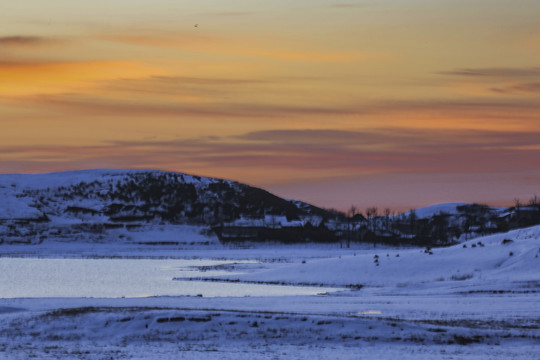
0, 187, 43, 220
0, 169, 340, 245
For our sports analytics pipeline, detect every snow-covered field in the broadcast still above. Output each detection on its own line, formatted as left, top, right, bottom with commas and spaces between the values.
1, 225, 539, 359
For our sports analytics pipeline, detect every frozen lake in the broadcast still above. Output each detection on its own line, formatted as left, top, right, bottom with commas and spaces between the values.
0, 258, 338, 298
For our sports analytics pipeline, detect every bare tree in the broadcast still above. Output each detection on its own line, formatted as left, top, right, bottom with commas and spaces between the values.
345, 205, 359, 248
409, 209, 417, 235
529, 194, 539, 208
366, 207, 378, 232
530, 195, 540, 224
384, 208, 391, 231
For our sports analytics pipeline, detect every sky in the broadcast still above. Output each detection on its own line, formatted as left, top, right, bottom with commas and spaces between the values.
1, 0, 539, 212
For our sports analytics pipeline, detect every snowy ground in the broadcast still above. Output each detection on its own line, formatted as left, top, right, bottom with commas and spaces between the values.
1, 225, 539, 359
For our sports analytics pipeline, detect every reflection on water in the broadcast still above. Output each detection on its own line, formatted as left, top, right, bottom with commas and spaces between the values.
0, 258, 339, 298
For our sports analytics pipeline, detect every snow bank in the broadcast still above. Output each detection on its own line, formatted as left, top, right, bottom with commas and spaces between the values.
229, 225, 540, 288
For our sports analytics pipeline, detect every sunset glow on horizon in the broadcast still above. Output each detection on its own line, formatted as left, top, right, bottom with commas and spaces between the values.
2, 0, 539, 211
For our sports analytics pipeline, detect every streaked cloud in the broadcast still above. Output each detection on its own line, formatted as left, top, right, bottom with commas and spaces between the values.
150, 76, 268, 85
243, 49, 371, 62
8, 91, 359, 119
439, 67, 540, 79
100, 31, 372, 63
437, 66, 540, 101
100, 33, 218, 48
5, 88, 540, 131
100, 76, 270, 96
0, 36, 56, 47
328, 3, 375, 8
239, 128, 540, 149
491, 83, 540, 94
206, 11, 256, 16
4, 127, 538, 175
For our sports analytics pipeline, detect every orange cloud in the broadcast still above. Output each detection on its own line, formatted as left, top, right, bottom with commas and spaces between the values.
0, 60, 162, 96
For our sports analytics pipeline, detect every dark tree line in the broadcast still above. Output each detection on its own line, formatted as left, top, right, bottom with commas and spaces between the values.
344, 194, 540, 247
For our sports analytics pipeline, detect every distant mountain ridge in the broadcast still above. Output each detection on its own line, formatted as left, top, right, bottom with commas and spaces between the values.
398, 202, 507, 219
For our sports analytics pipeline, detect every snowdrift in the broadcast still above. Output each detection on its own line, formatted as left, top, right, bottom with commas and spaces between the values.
229, 225, 540, 289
